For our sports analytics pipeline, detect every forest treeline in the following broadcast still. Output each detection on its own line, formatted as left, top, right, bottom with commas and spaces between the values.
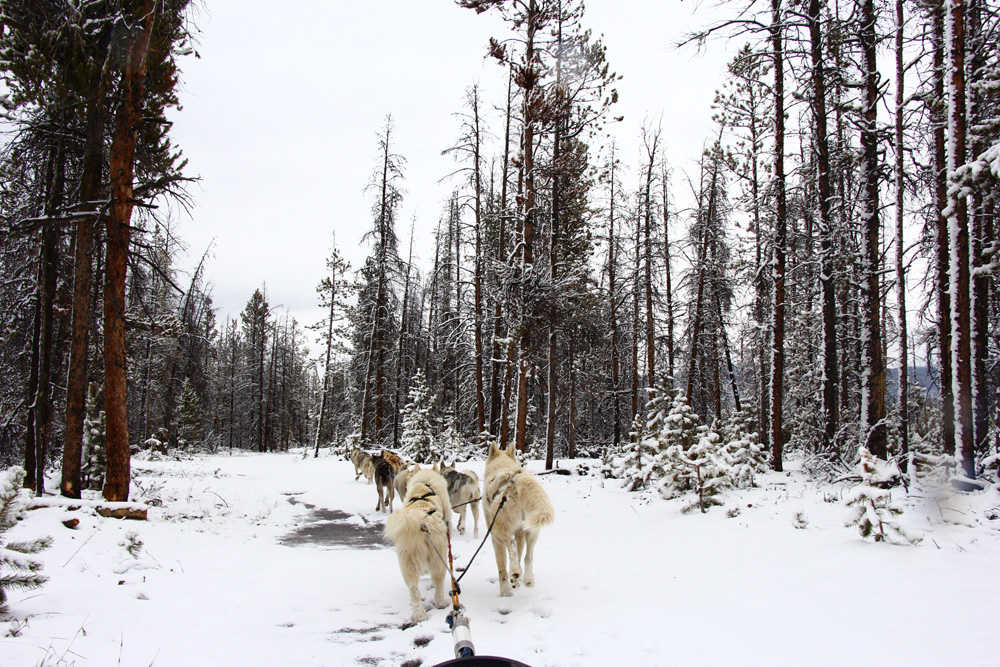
0, 0, 997, 502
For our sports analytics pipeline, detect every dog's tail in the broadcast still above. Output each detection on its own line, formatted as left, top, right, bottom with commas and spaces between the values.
512, 473, 555, 529
383, 507, 423, 546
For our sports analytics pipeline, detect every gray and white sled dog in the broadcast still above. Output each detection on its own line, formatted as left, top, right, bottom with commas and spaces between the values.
441, 461, 481, 538
483, 442, 555, 597
383, 468, 453, 623
350, 447, 374, 483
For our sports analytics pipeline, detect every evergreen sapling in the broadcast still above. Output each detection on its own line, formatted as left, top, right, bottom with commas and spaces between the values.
844, 448, 920, 544
1, 468, 52, 615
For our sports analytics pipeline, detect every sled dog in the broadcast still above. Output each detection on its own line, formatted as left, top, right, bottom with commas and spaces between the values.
441, 461, 481, 538
350, 447, 374, 483
380, 449, 406, 473
373, 455, 396, 512
394, 463, 421, 500
483, 442, 554, 597
383, 469, 453, 623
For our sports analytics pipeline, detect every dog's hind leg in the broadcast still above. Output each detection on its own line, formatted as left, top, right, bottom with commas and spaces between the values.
492, 534, 513, 597
430, 546, 449, 609
471, 500, 480, 539
509, 532, 525, 590
407, 578, 427, 623
400, 555, 427, 623
522, 530, 539, 588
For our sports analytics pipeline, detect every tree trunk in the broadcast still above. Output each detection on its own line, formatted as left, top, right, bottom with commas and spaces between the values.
686, 155, 720, 405
894, 0, 909, 462
489, 68, 513, 437
947, 0, 974, 477
642, 134, 658, 391
63, 99, 105, 498
104, 1, 156, 501
932, 1, 956, 458
769, 0, 787, 472
472, 90, 487, 437
809, 0, 840, 456
514, 0, 540, 452
968, 0, 991, 465
661, 162, 675, 382
860, 0, 887, 459
608, 149, 622, 447
315, 243, 341, 457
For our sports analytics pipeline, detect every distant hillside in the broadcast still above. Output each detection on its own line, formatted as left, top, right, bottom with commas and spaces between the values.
887, 366, 940, 400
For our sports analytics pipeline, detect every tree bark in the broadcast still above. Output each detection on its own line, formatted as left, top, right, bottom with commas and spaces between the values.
859, 0, 887, 459
932, 1, 956, 458
769, 0, 788, 472
946, 0, 974, 477
514, 0, 540, 452
608, 148, 622, 447
894, 0, 910, 462
104, 1, 156, 502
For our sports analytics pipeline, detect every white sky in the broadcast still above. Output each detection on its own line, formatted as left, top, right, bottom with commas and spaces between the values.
169, 0, 738, 347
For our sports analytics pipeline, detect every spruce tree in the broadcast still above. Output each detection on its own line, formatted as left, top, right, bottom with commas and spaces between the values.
177, 379, 204, 448
82, 383, 107, 490
1, 467, 52, 614
400, 371, 439, 464
844, 448, 918, 544
718, 410, 767, 488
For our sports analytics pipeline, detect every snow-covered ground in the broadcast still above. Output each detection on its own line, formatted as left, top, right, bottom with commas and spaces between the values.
3, 449, 999, 666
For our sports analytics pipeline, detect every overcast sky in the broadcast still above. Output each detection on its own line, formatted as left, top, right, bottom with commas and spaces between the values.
168, 0, 737, 349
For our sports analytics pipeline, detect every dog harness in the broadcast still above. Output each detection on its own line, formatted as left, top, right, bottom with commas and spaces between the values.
409, 490, 438, 516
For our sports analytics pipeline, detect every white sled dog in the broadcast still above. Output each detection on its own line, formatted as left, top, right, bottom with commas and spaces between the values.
394, 463, 421, 500
441, 461, 481, 538
383, 469, 453, 623
483, 442, 555, 597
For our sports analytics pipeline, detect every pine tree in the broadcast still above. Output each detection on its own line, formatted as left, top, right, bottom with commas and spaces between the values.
661, 429, 733, 513
400, 370, 439, 464
1, 467, 52, 614
177, 379, 204, 448
612, 384, 673, 491
718, 410, 767, 488
844, 448, 918, 544
82, 383, 107, 490
653, 391, 731, 511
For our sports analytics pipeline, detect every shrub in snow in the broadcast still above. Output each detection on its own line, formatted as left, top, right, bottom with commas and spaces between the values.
1, 468, 52, 615
660, 429, 733, 514
607, 386, 667, 490
844, 448, 919, 544
437, 418, 469, 461
611, 387, 734, 513
399, 371, 441, 464
717, 410, 767, 488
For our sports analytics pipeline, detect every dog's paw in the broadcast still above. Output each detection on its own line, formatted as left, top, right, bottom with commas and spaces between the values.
412, 606, 428, 623
510, 572, 521, 589
524, 573, 534, 587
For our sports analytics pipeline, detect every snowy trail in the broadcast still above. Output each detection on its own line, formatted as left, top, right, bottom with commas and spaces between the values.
3, 451, 1000, 666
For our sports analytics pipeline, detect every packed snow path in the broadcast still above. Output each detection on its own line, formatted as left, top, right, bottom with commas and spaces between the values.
4, 450, 999, 666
